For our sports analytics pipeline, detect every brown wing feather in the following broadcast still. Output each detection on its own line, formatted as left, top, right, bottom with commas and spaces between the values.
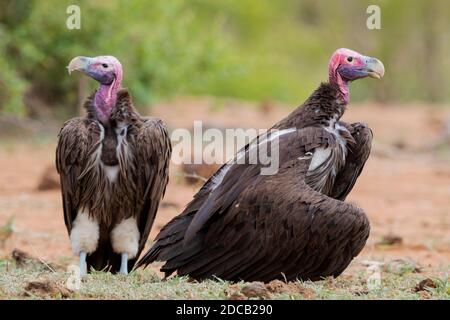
182, 126, 337, 242
172, 159, 367, 282
197, 159, 369, 282
56, 117, 101, 233
137, 126, 370, 282
330, 122, 373, 201
131, 117, 171, 266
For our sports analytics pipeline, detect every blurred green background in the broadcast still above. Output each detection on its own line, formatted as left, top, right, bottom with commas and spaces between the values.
1, 0, 449, 118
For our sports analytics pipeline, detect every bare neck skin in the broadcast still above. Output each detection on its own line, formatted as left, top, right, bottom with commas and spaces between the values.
329, 66, 349, 104
94, 78, 121, 124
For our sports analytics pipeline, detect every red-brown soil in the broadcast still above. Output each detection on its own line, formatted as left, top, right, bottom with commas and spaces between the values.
0, 99, 449, 275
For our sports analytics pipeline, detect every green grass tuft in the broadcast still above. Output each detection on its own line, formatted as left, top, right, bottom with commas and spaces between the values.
0, 257, 448, 300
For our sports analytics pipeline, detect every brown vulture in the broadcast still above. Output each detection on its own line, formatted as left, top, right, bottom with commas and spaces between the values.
137, 48, 385, 282
56, 56, 171, 275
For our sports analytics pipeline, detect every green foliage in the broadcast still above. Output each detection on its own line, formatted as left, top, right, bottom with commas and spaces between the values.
0, 26, 27, 116
0, 216, 15, 247
1, 0, 450, 116
0, 0, 236, 115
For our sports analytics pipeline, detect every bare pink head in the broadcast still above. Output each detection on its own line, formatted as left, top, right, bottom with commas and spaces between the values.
328, 48, 384, 103
68, 55, 123, 123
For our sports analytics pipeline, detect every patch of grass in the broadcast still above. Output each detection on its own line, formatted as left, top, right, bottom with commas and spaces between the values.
0, 258, 448, 300
0, 217, 15, 248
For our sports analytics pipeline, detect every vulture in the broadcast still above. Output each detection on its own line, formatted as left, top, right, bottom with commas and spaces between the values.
136, 48, 384, 282
56, 56, 171, 275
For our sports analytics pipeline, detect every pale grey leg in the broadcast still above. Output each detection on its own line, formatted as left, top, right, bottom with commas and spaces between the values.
119, 253, 128, 274
79, 251, 87, 276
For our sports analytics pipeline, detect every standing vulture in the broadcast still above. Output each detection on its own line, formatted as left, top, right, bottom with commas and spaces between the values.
56, 56, 171, 275
137, 48, 384, 282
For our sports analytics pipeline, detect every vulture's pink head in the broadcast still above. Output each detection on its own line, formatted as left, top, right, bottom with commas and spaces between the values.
67, 55, 123, 85
67, 55, 123, 123
328, 48, 384, 102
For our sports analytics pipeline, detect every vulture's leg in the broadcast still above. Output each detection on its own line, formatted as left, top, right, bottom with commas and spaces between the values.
119, 253, 129, 274
69, 212, 100, 276
111, 218, 139, 275
331, 122, 373, 201
79, 251, 87, 276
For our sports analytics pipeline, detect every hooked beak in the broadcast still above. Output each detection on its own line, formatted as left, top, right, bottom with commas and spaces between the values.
67, 56, 91, 75
364, 57, 385, 79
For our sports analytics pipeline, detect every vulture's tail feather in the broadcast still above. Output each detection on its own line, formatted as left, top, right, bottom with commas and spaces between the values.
135, 212, 196, 272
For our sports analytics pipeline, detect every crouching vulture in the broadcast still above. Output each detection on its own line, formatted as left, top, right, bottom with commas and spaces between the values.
56, 56, 171, 275
136, 48, 384, 282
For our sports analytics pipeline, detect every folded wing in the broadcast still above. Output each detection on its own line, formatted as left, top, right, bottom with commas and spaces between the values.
137, 127, 369, 281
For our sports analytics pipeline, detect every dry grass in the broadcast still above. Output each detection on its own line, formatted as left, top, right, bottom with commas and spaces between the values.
1, 102, 449, 300
0, 256, 448, 300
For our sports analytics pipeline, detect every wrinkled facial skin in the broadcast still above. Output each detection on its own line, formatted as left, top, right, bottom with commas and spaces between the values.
331, 48, 385, 82
67, 56, 121, 85
68, 55, 123, 123
338, 56, 384, 81
85, 61, 116, 84
328, 48, 384, 103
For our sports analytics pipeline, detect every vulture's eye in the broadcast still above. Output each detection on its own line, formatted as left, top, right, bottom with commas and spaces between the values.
347, 56, 353, 62
102, 63, 108, 68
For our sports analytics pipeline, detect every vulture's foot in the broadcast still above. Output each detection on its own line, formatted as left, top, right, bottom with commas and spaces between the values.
79, 251, 87, 276
111, 218, 139, 275
119, 253, 129, 274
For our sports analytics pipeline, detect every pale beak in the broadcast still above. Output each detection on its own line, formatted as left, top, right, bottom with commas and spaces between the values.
365, 57, 385, 79
67, 56, 91, 74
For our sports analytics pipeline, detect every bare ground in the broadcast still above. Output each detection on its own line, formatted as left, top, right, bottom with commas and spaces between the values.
0, 99, 449, 299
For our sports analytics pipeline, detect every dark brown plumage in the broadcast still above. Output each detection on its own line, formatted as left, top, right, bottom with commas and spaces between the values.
136, 82, 372, 282
137, 48, 383, 282
56, 89, 171, 273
